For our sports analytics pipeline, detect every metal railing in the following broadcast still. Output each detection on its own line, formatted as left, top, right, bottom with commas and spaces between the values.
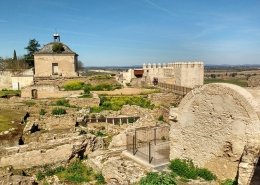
157, 82, 192, 96
126, 125, 170, 165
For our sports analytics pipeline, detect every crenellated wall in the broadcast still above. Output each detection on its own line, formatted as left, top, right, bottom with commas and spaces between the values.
143, 62, 204, 88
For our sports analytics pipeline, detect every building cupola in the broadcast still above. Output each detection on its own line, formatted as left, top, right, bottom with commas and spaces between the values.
53, 33, 60, 42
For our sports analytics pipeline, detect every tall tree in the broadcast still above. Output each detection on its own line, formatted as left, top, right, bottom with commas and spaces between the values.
13, 50, 17, 61
24, 39, 40, 67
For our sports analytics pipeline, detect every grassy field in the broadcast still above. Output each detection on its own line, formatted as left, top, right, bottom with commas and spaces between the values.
204, 78, 248, 87
0, 90, 20, 98
0, 109, 24, 132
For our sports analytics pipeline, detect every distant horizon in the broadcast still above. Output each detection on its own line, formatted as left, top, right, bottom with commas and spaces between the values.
86, 63, 260, 68
1, 0, 260, 66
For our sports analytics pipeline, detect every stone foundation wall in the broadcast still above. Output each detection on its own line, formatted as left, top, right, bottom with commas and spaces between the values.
0, 71, 14, 89
143, 62, 204, 88
0, 134, 98, 169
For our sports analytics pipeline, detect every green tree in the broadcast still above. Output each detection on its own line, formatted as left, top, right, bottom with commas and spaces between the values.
13, 50, 17, 61
24, 39, 40, 67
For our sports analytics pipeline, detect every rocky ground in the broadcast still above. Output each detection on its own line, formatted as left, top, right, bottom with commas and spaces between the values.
0, 91, 180, 185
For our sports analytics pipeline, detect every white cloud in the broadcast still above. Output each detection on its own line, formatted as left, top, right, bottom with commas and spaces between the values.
142, 0, 176, 16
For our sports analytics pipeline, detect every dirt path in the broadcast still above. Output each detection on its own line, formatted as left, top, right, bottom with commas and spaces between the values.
93, 87, 158, 95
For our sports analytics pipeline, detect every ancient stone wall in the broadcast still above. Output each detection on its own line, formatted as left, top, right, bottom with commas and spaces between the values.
11, 76, 34, 90
34, 54, 78, 77
21, 84, 83, 99
0, 70, 15, 89
169, 83, 260, 183
143, 62, 204, 88
0, 134, 99, 169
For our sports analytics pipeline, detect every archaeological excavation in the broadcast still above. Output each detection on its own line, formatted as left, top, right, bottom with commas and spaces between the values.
0, 26, 260, 185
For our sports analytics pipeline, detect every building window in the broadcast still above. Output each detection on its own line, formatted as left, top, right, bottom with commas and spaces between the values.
52, 63, 59, 75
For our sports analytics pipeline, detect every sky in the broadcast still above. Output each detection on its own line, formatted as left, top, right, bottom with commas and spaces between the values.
0, 0, 260, 66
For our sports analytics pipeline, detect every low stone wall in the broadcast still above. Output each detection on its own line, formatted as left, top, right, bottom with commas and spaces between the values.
0, 134, 100, 169
0, 71, 13, 89
11, 76, 34, 90
21, 84, 83, 99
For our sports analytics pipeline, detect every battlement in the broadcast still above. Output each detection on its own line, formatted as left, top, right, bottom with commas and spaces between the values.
143, 62, 204, 69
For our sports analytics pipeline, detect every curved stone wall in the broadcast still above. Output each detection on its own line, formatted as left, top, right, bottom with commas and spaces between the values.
169, 83, 260, 182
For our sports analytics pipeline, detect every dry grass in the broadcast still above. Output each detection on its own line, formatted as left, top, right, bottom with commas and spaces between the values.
93, 87, 160, 95
0, 109, 25, 132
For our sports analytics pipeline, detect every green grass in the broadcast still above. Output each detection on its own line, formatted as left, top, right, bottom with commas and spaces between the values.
39, 109, 47, 116
204, 78, 248, 87
0, 109, 25, 132
0, 89, 20, 98
221, 179, 237, 185
63, 80, 122, 91
63, 80, 85, 90
139, 159, 217, 185
90, 95, 154, 113
79, 93, 93, 98
0, 115, 13, 132
169, 159, 216, 181
24, 100, 36, 106
139, 172, 176, 185
52, 108, 66, 115
36, 160, 105, 184
53, 99, 71, 107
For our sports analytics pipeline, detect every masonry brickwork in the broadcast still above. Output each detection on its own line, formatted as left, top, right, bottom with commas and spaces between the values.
143, 62, 204, 88
169, 83, 260, 184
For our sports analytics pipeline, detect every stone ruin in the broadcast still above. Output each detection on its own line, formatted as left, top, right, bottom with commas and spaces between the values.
120, 62, 204, 88
169, 83, 260, 184
143, 62, 204, 88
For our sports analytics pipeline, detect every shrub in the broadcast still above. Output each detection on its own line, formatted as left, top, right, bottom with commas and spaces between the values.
91, 95, 154, 113
169, 159, 197, 179
230, 73, 237, 77
52, 108, 66, 115
96, 130, 105, 137
0, 89, 20, 98
58, 160, 93, 183
79, 93, 92, 98
52, 43, 65, 53
196, 168, 216, 181
221, 179, 237, 185
83, 84, 91, 94
169, 159, 216, 181
55, 99, 70, 107
139, 172, 176, 185
95, 172, 105, 184
24, 100, 36, 106
39, 109, 47, 115
36, 171, 45, 181
158, 115, 164, 121
63, 81, 85, 91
